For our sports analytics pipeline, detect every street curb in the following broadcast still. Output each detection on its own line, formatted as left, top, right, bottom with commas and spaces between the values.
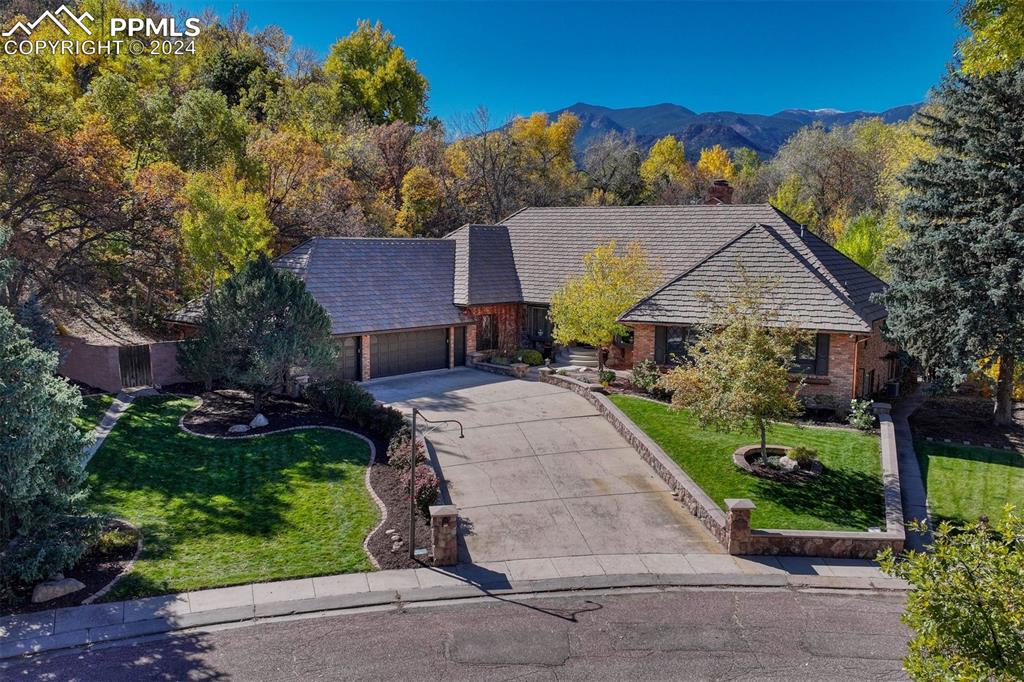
0, 571, 908, 661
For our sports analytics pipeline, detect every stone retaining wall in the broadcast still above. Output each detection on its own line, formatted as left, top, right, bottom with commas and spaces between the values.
539, 369, 905, 559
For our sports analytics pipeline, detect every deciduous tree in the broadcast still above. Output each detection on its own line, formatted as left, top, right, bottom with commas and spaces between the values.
958, 0, 1024, 76
180, 165, 274, 293
659, 269, 808, 463
549, 242, 659, 370
324, 20, 428, 125
695, 144, 735, 181
879, 509, 1024, 680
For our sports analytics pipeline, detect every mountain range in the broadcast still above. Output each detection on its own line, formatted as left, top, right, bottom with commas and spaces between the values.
547, 102, 921, 160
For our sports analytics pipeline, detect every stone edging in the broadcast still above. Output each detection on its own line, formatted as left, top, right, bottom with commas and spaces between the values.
81, 520, 144, 606
174, 396, 385, 569
539, 370, 905, 559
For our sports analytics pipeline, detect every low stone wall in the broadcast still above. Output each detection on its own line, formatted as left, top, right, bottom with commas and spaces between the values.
539, 369, 905, 559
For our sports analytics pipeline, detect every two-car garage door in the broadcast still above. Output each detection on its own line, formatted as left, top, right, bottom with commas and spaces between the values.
370, 329, 450, 378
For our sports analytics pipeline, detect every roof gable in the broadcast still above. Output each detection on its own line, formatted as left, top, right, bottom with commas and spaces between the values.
620, 222, 879, 333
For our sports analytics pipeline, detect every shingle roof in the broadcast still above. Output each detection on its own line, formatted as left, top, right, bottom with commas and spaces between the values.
167, 238, 467, 336
620, 221, 886, 333
501, 204, 886, 332
446, 224, 523, 305
499, 204, 786, 303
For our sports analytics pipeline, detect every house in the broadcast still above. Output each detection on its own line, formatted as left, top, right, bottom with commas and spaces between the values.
168, 192, 897, 408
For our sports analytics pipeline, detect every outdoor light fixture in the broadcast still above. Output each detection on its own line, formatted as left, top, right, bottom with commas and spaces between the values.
409, 408, 464, 560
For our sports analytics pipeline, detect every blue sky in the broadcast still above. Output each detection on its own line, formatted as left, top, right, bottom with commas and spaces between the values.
173, 1, 962, 124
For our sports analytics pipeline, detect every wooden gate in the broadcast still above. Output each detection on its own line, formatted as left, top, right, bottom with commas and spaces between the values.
119, 344, 152, 388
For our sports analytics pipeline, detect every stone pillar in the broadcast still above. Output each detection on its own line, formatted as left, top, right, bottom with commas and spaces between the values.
725, 498, 756, 555
429, 505, 458, 566
448, 326, 455, 369
360, 334, 372, 381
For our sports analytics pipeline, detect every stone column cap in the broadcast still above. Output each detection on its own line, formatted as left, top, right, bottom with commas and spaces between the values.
429, 504, 458, 517
725, 498, 756, 511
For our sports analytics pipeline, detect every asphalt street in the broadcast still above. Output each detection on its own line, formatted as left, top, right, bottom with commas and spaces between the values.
4, 586, 910, 681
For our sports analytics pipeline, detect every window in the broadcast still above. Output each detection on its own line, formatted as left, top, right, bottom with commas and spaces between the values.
479, 314, 497, 351
792, 333, 830, 375
526, 306, 551, 341
655, 326, 692, 364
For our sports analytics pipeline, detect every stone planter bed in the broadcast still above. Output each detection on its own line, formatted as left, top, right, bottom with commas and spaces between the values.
910, 393, 1024, 452
4, 520, 140, 615
179, 389, 433, 571
732, 445, 824, 482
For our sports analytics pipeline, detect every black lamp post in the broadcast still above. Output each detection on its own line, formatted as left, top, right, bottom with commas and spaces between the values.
409, 408, 464, 560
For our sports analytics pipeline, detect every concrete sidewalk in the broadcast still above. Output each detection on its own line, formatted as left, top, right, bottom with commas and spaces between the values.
891, 391, 932, 552
1, 554, 906, 661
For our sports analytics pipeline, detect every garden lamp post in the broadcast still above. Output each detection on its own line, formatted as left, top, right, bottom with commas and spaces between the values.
410, 408, 464, 560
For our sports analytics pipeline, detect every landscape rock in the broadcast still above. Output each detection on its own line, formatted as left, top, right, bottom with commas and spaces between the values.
249, 414, 269, 428
228, 424, 250, 434
32, 578, 85, 603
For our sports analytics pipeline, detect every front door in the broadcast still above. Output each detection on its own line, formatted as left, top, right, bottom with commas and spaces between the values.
479, 314, 498, 351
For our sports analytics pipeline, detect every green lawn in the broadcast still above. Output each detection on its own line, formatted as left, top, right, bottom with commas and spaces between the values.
87, 396, 377, 599
75, 394, 114, 433
916, 441, 1024, 525
610, 395, 885, 531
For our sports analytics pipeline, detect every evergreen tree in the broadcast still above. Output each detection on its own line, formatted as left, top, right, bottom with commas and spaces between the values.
0, 232, 98, 602
179, 255, 336, 411
880, 65, 1024, 424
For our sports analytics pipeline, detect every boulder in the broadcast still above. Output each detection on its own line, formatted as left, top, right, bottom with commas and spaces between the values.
249, 414, 269, 428
32, 578, 85, 603
228, 424, 250, 434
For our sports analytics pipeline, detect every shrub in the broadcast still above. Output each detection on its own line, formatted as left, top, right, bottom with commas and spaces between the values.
514, 348, 544, 366
788, 445, 819, 465
362, 405, 405, 441
401, 464, 440, 519
847, 399, 875, 431
598, 369, 616, 386
556, 369, 567, 376
630, 359, 661, 393
387, 430, 427, 470
490, 355, 510, 366
305, 379, 374, 421
90, 527, 138, 558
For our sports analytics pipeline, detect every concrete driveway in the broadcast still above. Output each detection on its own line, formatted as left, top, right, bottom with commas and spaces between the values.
369, 369, 723, 563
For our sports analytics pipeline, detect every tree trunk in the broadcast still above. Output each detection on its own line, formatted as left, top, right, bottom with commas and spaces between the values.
993, 354, 1016, 426
760, 424, 768, 465
598, 346, 606, 372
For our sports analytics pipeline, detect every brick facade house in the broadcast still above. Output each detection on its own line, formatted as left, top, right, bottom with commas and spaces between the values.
168, 193, 895, 409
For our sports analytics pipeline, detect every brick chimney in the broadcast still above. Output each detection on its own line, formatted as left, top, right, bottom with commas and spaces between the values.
706, 179, 733, 205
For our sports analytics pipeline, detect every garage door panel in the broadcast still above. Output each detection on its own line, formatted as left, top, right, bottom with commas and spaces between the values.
371, 329, 448, 378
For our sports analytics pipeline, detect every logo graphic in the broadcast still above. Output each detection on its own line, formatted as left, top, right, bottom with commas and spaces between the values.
3, 5, 94, 37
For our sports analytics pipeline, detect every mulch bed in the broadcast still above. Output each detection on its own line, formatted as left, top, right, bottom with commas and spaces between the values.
910, 393, 1024, 452
5, 520, 140, 615
179, 389, 434, 570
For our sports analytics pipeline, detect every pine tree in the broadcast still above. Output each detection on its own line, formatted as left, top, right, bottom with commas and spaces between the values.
0, 233, 98, 602
179, 255, 336, 411
880, 65, 1024, 424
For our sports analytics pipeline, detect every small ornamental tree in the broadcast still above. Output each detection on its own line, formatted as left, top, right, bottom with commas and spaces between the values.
0, 234, 99, 602
549, 241, 659, 370
659, 268, 809, 463
179, 254, 336, 411
878, 509, 1024, 681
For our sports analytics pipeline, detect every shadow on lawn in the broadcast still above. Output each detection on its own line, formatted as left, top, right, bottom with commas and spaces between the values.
749, 466, 885, 530
88, 396, 371, 587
